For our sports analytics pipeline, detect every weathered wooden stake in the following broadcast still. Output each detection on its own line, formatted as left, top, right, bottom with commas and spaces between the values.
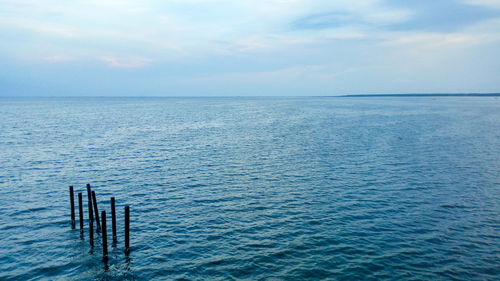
78, 192, 84, 235
111, 197, 117, 243
101, 210, 108, 261
89, 218, 94, 246
87, 184, 94, 247
125, 206, 130, 254
92, 191, 101, 233
69, 186, 75, 228
86, 184, 93, 223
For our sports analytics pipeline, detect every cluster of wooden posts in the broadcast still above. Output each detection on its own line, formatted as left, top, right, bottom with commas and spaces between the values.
69, 184, 130, 261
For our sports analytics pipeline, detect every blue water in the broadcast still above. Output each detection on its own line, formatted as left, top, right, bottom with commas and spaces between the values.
0, 97, 499, 280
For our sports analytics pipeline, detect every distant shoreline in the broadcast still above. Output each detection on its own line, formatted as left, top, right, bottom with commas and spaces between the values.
1, 93, 499, 98
339, 93, 500, 97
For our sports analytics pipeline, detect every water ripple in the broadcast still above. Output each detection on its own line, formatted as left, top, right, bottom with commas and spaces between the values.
1, 97, 499, 280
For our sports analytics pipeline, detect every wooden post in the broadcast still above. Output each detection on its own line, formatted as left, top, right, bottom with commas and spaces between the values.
92, 191, 101, 233
101, 210, 108, 261
89, 218, 94, 246
111, 197, 117, 243
78, 193, 84, 235
125, 206, 130, 254
87, 184, 94, 247
86, 184, 93, 223
69, 186, 75, 228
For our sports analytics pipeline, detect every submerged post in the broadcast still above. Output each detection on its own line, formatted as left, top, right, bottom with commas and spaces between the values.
89, 218, 94, 246
87, 184, 94, 247
78, 192, 84, 235
92, 191, 101, 233
69, 186, 75, 228
125, 206, 130, 254
111, 197, 117, 243
101, 210, 108, 261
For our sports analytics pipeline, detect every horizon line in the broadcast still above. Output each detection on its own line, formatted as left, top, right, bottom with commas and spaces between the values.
1, 93, 500, 98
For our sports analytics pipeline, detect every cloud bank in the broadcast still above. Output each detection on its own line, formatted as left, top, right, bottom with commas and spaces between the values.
0, 0, 499, 96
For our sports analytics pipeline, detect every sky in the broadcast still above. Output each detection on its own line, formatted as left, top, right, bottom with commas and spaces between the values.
1, 0, 500, 96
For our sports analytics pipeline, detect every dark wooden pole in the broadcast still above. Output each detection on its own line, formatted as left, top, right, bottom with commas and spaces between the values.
87, 184, 94, 247
89, 218, 94, 246
92, 191, 101, 233
78, 192, 84, 235
111, 197, 117, 243
125, 206, 130, 254
101, 210, 108, 261
86, 184, 93, 223
69, 186, 75, 228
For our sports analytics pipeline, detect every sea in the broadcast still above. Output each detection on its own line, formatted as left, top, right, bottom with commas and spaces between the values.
0, 97, 499, 280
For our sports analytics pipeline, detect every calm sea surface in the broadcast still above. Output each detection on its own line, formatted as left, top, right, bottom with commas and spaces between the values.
0, 97, 499, 280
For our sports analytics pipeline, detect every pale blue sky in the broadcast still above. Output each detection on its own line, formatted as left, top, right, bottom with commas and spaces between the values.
1, 0, 500, 96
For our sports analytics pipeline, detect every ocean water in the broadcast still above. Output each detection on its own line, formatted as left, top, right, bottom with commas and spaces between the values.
0, 97, 499, 280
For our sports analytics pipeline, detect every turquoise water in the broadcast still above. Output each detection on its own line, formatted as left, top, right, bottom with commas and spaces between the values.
0, 97, 499, 280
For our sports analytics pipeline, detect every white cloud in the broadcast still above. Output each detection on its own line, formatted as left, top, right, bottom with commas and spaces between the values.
186, 64, 346, 84
0, 16, 77, 38
101, 56, 152, 68
43, 55, 77, 62
462, 0, 500, 8
1, 0, 500, 95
